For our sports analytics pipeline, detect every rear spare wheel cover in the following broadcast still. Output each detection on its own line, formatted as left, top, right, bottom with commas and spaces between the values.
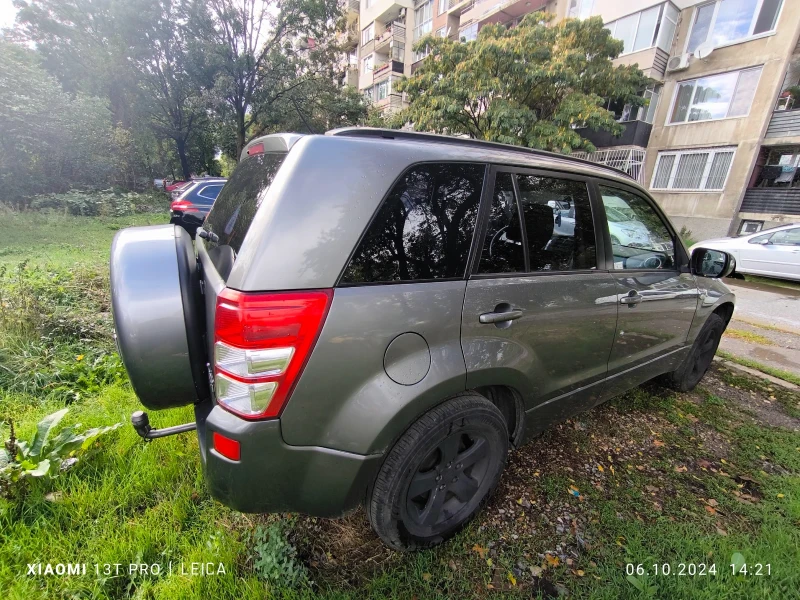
110, 225, 209, 410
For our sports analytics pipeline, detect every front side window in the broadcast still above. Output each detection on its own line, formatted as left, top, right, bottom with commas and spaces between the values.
651, 147, 736, 191
599, 186, 675, 270
438, 0, 450, 15
341, 163, 484, 284
687, 0, 783, 53
568, 0, 594, 18
376, 79, 389, 101
769, 227, 800, 245
516, 175, 597, 272
669, 67, 762, 124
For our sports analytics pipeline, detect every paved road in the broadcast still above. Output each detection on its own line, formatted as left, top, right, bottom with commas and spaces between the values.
717, 279, 800, 378
725, 280, 800, 332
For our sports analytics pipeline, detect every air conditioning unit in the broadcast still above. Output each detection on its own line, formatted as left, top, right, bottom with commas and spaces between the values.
666, 53, 691, 73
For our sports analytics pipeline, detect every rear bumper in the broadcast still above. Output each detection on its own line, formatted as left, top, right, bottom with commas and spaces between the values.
195, 402, 382, 517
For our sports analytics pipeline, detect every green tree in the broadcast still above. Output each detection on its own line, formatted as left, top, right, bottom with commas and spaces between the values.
397, 14, 652, 153
189, 0, 344, 157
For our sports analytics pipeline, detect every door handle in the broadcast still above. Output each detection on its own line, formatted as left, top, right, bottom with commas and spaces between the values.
479, 309, 524, 324
619, 291, 643, 307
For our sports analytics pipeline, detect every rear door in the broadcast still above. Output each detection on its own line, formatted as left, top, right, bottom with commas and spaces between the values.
595, 183, 698, 396
461, 167, 618, 434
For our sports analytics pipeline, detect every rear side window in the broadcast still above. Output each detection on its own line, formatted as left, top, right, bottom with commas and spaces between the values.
478, 172, 525, 274
203, 153, 286, 253
196, 184, 224, 203
341, 163, 485, 284
516, 175, 597, 271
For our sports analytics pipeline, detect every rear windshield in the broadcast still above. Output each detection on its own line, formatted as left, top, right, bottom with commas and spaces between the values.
203, 152, 286, 253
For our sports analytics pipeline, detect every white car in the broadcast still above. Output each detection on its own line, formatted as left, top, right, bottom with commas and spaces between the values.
690, 223, 800, 281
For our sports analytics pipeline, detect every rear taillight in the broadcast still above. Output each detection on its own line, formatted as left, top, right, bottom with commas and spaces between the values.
213, 288, 332, 419
171, 199, 194, 211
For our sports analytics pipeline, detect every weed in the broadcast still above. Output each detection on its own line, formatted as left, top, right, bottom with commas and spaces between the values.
724, 328, 773, 346
717, 350, 800, 387
250, 519, 310, 589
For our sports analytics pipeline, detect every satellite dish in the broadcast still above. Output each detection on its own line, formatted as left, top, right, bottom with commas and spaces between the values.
694, 42, 714, 60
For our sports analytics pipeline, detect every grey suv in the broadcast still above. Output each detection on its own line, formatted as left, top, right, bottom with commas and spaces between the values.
110, 128, 736, 550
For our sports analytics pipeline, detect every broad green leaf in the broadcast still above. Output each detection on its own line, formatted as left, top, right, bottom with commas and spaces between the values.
0, 448, 9, 469
28, 459, 51, 477
730, 552, 746, 573
30, 408, 68, 458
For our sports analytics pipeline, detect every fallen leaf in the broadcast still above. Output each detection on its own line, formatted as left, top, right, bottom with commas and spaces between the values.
675, 465, 688, 473
707, 498, 719, 507
705, 505, 717, 515
472, 544, 487, 559
422, 573, 431, 582
576, 569, 585, 576
486, 558, 493, 567
777, 493, 785, 498
530, 565, 543, 576
545, 554, 560, 567
653, 440, 665, 447
716, 527, 728, 536
507, 572, 517, 586
598, 464, 605, 472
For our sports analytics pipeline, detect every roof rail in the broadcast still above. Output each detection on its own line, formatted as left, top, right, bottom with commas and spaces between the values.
326, 127, 633, 181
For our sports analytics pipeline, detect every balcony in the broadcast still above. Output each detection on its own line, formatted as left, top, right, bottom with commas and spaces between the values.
373, 59, 405, 82
375, 92, 406, 114
347, 1, 359, 24
740, 188, 800, 216
460, 0, 548, 27
571, 148, 647, 184
447, 0, 475, 16
575, 119, 652, 151
374, 22, 406, 53
765, 108, 800, 140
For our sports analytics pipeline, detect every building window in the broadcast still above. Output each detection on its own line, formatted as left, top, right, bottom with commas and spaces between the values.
438, 0, 449, 15
639, 84, 662, 123
605, 3, 679, 55
362, 22, 374, 46
413, 0, 434, 61
738, 220, 763, 234
363, 86, 374, 102
568, 0, 594, 18
376, 79, 389, 101
436, 27, 446, 38
669, 67, 762, 124
651, 147, 736, 191
364, 0, 373, 8
460, 22, 478, 42
362, 53, 374, 75
687, 0, 783, 53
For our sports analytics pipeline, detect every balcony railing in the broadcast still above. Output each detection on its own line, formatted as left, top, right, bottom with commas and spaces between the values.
575, 119, 653, 151
373, 59, 404, 81
740, 188, 800, 216
571, 148, 647, 184
765, 108, 800, 139
375, 22, 406, 49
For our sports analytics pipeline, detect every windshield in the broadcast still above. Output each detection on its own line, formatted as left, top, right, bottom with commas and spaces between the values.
203, 152, 286, 253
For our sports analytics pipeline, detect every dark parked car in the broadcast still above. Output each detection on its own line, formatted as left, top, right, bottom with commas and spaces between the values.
169, 178, 227, 231
110, 129, 736, 551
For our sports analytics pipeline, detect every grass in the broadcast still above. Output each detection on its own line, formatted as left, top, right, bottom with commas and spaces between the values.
1, 211, 799, 599
717, 350, 800, 388
736, 274, 800, 293
723, 328, 773, 346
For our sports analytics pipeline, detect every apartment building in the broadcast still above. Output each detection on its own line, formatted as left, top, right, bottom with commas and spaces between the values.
351, 0, 800, 238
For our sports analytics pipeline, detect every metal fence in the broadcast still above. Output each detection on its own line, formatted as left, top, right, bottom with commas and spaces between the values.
571, 148, 647, 184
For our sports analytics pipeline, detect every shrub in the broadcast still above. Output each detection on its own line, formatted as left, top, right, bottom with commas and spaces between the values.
28, 189, 169, 217
0, 408, 120, 499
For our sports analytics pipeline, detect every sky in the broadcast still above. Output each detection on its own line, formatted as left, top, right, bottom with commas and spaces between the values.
0, 0, 16, 29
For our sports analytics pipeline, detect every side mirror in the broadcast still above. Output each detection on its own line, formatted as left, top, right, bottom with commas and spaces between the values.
691, 247, 736, 279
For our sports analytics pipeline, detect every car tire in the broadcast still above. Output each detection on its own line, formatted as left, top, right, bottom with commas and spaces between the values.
663, 313, 726, 392
368, 393, 509, 551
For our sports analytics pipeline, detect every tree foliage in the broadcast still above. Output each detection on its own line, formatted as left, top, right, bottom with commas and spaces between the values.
398, 14, 652, 153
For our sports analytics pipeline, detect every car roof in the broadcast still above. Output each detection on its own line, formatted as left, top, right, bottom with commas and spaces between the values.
326, 127, 633, 181
239, 128, 635, 185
